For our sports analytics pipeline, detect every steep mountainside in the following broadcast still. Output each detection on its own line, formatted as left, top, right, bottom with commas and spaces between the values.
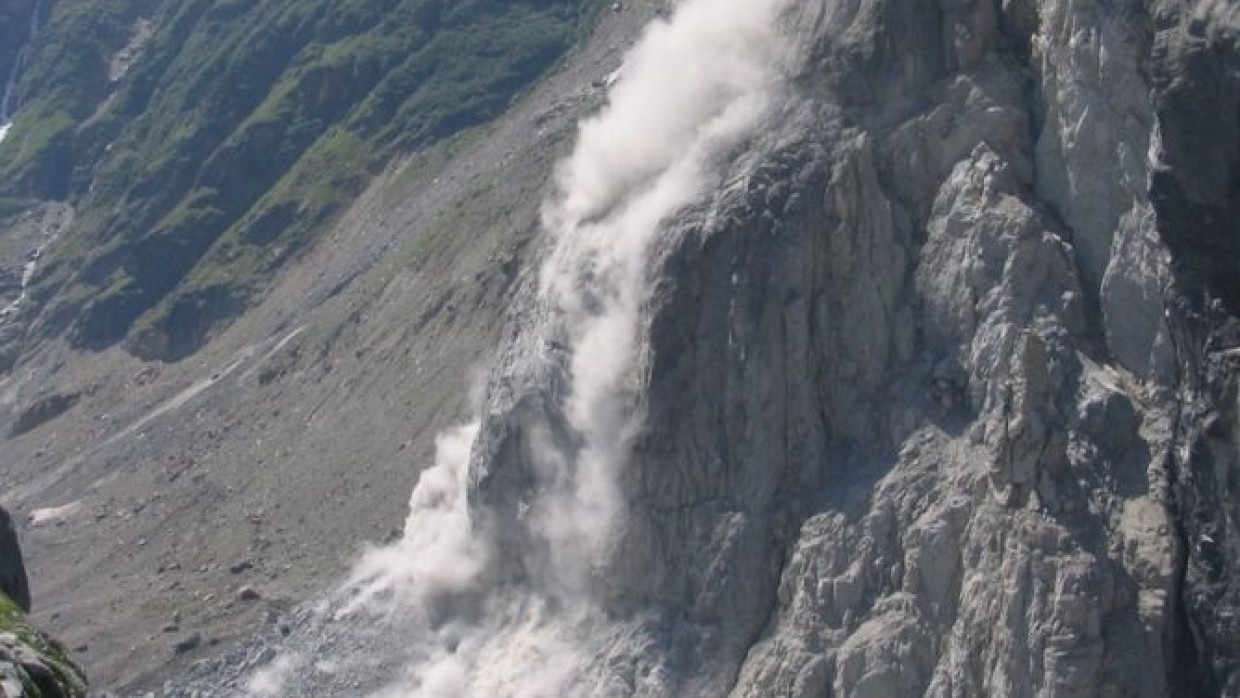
0, 0, 597, 366
163, 0, 1240, 695
1, 0, 1239, 696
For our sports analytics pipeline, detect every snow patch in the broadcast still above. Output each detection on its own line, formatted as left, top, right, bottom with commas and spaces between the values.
28, 501, 81, 527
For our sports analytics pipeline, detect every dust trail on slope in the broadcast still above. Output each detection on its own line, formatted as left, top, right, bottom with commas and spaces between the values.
246, 0, 797, 694
528, 0, 797, 595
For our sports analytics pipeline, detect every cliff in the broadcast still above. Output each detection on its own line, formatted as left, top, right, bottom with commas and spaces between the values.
604, 0, 1240, 693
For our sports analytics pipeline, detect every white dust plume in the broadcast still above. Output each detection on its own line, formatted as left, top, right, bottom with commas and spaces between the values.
530, 0, 794, 600
246, 0, 797, 694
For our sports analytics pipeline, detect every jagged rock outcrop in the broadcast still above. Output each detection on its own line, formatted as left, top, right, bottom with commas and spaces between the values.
8, 391, 82, 439
0, 507, 86, 698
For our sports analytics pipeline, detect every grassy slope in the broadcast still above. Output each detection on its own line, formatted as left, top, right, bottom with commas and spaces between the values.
0, 0, 598, 362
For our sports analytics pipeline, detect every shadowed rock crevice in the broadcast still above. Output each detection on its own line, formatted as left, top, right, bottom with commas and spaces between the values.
0, 508, 30, 614
1149, 0, 1240, 313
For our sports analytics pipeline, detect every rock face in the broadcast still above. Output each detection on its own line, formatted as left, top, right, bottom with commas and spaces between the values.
465, 0, 1240, 695
215, 0, 1237, 695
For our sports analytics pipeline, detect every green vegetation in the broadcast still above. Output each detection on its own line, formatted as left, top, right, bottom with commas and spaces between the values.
0, 0, 165, 196
0, 0, 600, 361
0, 592, 88, 698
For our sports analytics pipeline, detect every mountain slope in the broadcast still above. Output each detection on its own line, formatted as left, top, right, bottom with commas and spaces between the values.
2, 0, 1240, 695
153, 0, 1240, 695
0, 0, 636, 691
0, 0, 597, 366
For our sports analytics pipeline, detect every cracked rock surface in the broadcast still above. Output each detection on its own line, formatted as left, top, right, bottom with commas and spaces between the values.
490, 0, 1240, 694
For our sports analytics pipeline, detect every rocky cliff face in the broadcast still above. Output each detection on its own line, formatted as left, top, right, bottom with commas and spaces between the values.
464, 0, 1240, 694
176, 0, 1240, 695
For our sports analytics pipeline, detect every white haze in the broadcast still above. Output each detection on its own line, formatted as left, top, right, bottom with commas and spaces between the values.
247, 0, 795, 694
532, 0, 792, 605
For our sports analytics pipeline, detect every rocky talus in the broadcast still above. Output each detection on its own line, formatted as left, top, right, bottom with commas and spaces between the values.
469, 0, 1240, 695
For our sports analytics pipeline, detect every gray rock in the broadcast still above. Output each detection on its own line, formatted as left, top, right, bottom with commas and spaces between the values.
172, 634, 202, 656
538, 0, 1238, 694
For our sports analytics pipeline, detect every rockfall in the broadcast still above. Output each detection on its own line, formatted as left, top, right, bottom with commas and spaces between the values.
0, 0, 1238, 696
469, 0, 1240, 693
